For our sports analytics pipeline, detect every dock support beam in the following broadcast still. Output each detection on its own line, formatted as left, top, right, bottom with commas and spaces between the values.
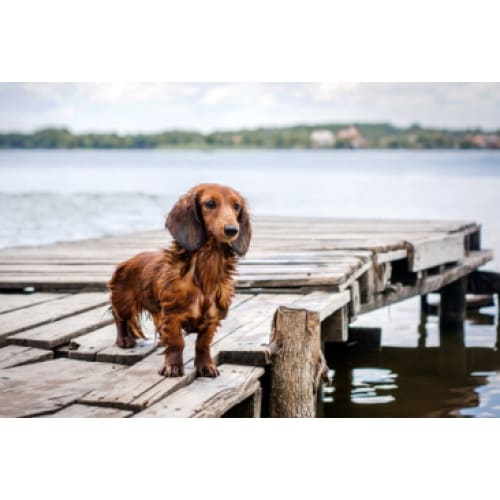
322, 306, 348, 343
269, 306, 326, 418
439, 277, 467, 327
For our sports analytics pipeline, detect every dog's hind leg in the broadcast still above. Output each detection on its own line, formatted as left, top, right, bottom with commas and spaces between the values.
110, 291, 139, 349
112, 309, 137, 349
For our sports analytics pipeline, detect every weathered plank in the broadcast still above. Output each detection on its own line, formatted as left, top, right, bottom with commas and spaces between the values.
0, 292, 67, 314
43, 404, 133, 418
275, 290, 351, 321
96, 339, 158, 365
8, 305, 112, 349
0, 358, 124, 417
68, 324, 117, 361
407, 233, 465, 272
68, 319, 158, 364
134, 365, 264, 418
0, 292, 109, 342
0, 345, 53, 369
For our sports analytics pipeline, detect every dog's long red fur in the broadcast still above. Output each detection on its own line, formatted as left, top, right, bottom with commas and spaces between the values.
108, 184, 251, 377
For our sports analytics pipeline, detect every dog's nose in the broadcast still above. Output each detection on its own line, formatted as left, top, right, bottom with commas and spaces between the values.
224, 225, 239, 237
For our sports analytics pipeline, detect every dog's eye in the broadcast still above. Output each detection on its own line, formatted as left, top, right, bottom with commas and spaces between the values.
233, 202, 241, 211
204, 200, 216, 209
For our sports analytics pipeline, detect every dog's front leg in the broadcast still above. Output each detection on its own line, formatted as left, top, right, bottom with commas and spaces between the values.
195, 324, 219, 377
158, 317, 185, 377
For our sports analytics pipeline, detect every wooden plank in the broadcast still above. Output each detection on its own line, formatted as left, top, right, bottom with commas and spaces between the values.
0, 358, 124, 417
0, 264, 115, 274
96, 340, 158, 365
134, 365, 264, 418
68, 317, 158, 363
0, 292, 67, 314
375, 249, 407, 264
0, 345, 53, 369
43, 404, 133, 418
68, 324, 117, 361
272, 290, 350, 321
0, 292, 109, 342
8, 305, 113, 349
408, 233, 465, 272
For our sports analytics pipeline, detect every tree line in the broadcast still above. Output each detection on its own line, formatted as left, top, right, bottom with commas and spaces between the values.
0, 123, 498, 149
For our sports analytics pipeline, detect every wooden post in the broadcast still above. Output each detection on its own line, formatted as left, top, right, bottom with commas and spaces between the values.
420, 294, 429, 315
269, 306, 326, 418
439, 277, 467, 327
322, 306, 348, 343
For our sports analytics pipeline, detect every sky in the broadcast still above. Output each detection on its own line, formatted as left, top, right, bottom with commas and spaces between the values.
1, 83, 500, 133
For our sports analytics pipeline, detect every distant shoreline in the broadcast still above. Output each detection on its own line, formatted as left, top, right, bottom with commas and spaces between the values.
1, 147, 500, 152
1, 123, 499, 150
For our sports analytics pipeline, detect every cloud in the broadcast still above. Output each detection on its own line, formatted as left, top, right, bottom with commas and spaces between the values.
21, 83, 67, 102
199, 83, 277, 108
74, 83, 200, 103
1, 82, 500, 132
55, 105, 75, 116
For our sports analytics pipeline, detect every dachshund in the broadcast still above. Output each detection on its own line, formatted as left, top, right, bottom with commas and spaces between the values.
108, 184, 251, 378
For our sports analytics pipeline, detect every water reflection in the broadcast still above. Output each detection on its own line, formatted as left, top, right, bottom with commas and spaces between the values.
318, 296, 500, 417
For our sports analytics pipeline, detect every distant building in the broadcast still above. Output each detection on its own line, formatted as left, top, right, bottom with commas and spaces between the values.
310, 129, 335, 148
336, 126, 368, 148
466, 133, 500, 149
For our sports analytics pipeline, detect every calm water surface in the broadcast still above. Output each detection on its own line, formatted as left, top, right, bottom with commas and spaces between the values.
1, 149, 499, 417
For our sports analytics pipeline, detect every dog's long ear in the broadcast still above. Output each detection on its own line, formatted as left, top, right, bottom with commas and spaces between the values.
231, 202, 252, 256
166, 191, 206, 252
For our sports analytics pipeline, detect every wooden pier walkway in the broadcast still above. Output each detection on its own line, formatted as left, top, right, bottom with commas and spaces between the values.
0, 216, 494, 417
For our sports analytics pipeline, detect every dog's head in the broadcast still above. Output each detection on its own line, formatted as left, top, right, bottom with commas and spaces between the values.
166, 183, 251, 255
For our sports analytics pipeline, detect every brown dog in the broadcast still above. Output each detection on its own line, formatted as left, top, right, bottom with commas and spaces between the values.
108, 184, 251, 377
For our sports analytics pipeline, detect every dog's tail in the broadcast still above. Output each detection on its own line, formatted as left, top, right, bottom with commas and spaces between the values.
127, 312, 147, 340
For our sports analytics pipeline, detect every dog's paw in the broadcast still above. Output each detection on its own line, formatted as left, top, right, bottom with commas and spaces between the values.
116, 334, 136, 349
159, 363, 185, 377
196, 364, 220, 378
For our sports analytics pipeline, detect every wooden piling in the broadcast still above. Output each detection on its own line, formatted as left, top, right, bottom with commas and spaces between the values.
269, 306, 326, 418
439, 277, 467, 327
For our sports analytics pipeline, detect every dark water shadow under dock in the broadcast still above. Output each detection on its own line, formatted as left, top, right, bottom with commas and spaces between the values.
319, 296, 500, 417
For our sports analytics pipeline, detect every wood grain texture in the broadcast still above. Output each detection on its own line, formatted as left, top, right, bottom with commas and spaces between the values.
0, 345, 53, 369
8, 305, 112, 349
134, 365, 264, 418
0, 292, 109, 341
0, 358, 124, 417
42, 403, 133, 418
0, 292, 67, 314
269, 306, 324, 417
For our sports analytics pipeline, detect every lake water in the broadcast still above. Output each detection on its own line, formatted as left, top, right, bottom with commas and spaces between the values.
1, 149, 499, 417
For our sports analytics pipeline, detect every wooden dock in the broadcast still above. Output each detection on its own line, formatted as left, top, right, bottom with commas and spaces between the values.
0, 216, 494, 417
